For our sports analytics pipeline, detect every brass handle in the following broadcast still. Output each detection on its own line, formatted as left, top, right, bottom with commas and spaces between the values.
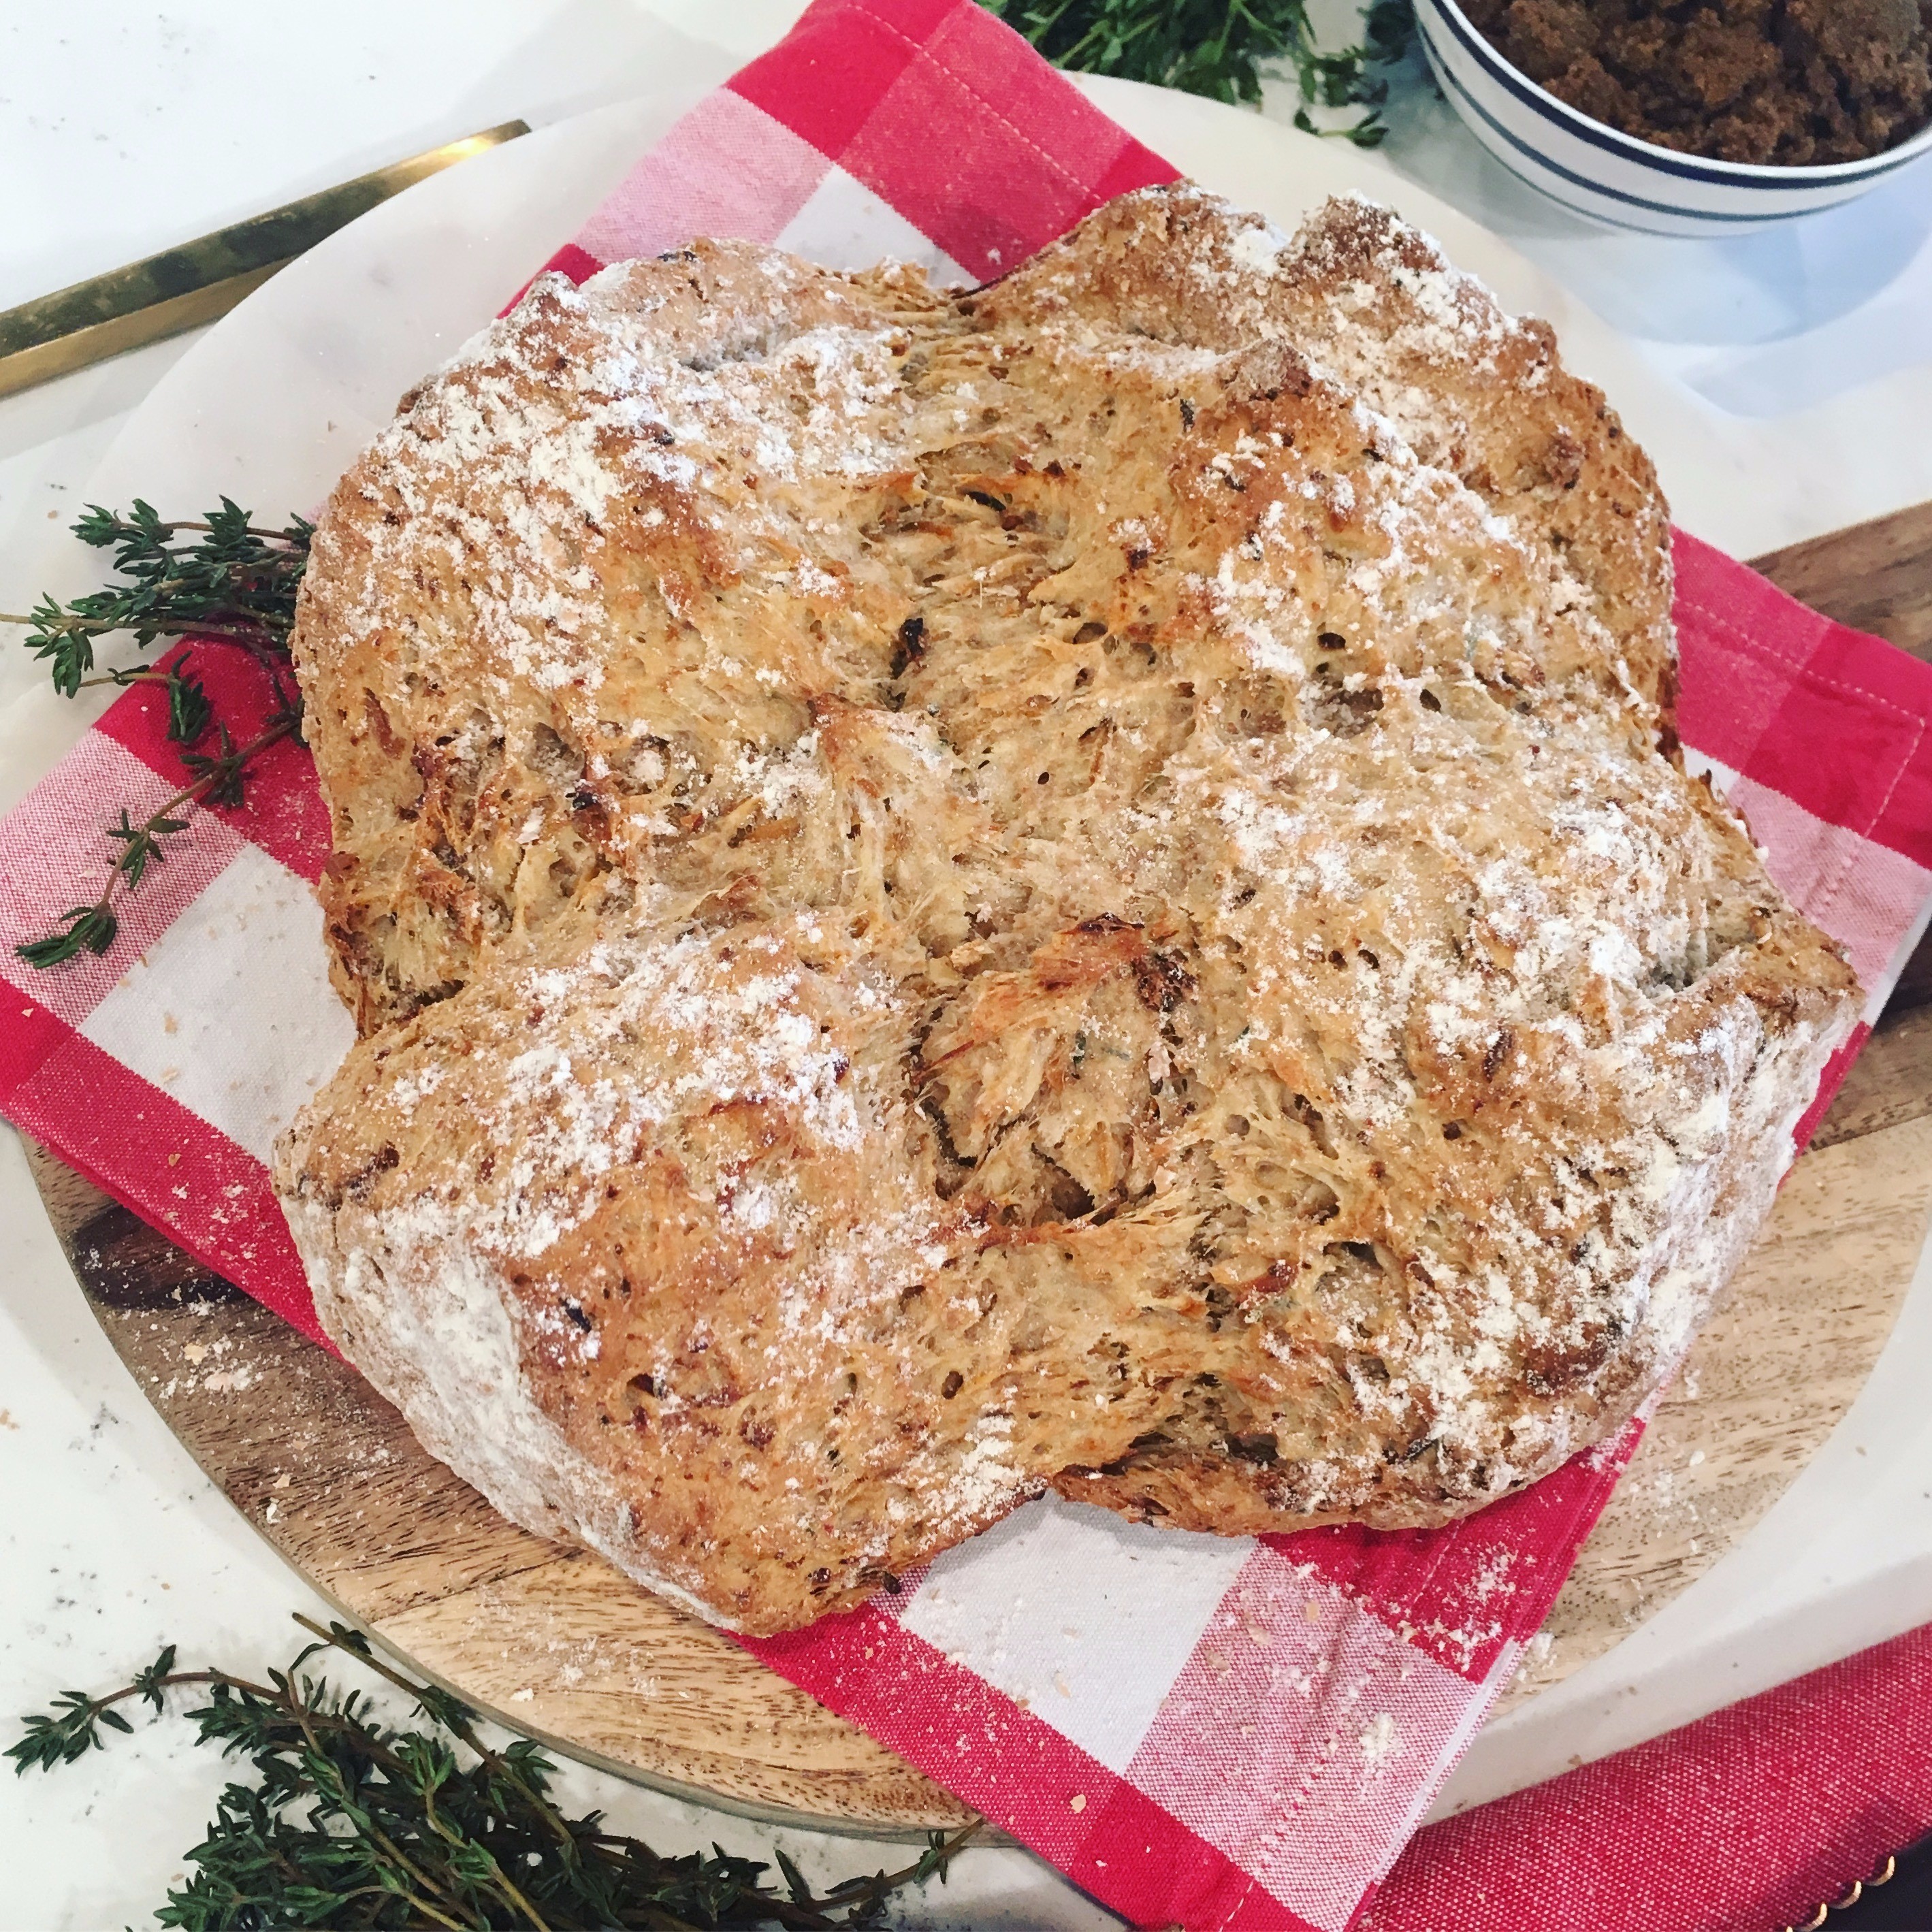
0, 119, 530, 399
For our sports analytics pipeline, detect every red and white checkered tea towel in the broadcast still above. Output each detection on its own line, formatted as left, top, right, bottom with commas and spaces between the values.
5, 4, 1932, 1927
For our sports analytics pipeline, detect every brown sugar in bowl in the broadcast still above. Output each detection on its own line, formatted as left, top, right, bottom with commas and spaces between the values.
1415, 0, 1932, 234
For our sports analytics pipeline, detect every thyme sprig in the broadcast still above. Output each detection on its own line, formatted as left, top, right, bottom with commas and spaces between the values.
18, 713, 302, 968
5, 499, 310, 970
980, 0, 1416, 138
10, 1614, 983, 1930
2, 499, 311, 697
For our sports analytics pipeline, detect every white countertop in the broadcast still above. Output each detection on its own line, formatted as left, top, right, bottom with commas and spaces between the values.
4, 5, 1931, 1925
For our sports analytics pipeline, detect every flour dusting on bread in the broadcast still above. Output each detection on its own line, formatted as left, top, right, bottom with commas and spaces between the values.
275, 186, 1858, 1633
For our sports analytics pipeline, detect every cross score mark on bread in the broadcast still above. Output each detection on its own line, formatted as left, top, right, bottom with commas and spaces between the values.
274, 187, 1859, 1635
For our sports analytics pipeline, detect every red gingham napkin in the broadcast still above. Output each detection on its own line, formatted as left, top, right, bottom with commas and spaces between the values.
1364, 1620, 1932, 1932
5, 5, 1932, 1927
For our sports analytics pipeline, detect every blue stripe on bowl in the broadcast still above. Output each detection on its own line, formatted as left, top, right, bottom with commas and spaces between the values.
1423, 0, 1930, 190
1460, 118, 1772, 231
1423, 40, 1822, 225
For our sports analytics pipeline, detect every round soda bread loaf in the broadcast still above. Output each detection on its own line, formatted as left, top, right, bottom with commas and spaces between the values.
274, 185, 1861, 1635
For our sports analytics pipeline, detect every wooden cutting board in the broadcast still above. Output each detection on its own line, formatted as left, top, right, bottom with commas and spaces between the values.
25, 500, 1932, 1833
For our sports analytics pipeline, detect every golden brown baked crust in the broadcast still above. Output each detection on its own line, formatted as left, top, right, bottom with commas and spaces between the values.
276, 186, 1860, 1634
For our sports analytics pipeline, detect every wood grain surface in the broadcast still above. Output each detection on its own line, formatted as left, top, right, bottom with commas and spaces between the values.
1754, 501, 1932, 665
23, 502, 1932, 1831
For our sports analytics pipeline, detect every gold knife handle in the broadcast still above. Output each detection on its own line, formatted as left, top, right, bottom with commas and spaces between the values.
0, 119, 529, 399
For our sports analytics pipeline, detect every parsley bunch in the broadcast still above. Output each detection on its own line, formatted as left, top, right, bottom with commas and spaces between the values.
10, 1615, 980, 1930
980, 0, 1416, 138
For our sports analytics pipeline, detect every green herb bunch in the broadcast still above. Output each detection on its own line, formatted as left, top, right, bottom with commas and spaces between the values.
3, 500, 311, 968
980, 0, 1416, 138
10, 1613, 980, 1930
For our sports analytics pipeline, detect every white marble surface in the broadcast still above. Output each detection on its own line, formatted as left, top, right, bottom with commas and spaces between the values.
3, 4, 1931, 1925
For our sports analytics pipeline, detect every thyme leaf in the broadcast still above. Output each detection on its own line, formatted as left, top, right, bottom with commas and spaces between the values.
15, 905, 123, 971
76, 662, 216, 746
10, 1615, 984, 1929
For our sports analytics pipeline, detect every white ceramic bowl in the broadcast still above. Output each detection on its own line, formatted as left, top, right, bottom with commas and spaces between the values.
1414, 0, 1932, 236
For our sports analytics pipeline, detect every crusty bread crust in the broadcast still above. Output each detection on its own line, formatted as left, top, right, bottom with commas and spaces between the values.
275, 187, 1860, 1634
